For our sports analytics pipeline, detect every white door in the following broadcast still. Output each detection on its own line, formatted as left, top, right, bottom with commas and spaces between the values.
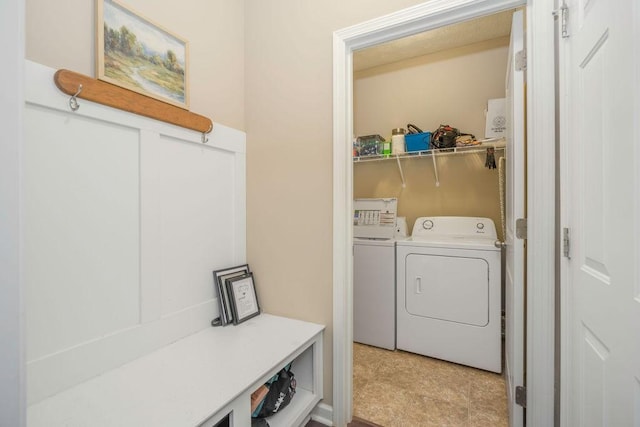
504, 9, 525, 427
561, 0, 639, 425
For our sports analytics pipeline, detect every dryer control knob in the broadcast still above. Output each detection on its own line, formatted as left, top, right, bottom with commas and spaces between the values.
422, 219, 434, 230
477, 222, 485, 230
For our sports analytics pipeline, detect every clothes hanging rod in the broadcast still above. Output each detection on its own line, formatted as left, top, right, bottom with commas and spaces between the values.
54, 69, 213, 136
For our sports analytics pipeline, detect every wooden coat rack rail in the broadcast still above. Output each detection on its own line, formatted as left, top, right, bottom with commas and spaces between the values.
54, 69, 213, 138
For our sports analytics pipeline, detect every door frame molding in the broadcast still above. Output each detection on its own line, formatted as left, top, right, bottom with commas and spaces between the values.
332, 0, 557, 425
0, 0, 25, 425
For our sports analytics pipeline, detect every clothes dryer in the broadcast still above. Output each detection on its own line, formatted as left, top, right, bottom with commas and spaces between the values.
396, 216, 502, 372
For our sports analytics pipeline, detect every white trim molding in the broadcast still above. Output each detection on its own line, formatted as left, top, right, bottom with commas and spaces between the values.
331, 28, 354, 427
332, 0, 556, 425
0, 0, 25, 425
310, 402, 333, 426
558, 3, 573, 425
525, 1, 557, 425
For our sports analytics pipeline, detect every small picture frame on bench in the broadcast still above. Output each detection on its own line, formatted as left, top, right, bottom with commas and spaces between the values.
225, 273, 260, 325
213, 264, 249, 325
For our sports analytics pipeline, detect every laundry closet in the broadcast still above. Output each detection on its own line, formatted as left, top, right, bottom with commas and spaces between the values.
351, 9, 524, 426
353, 14, 513, 234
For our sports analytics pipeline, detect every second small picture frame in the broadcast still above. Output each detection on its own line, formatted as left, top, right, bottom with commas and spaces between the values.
213, 264, 249, 325
225, 273, 261, 325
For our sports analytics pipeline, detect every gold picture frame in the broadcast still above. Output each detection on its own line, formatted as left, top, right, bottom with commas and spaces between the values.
96, 0, 189, 109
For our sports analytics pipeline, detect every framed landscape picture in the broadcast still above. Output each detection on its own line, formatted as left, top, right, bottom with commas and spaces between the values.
96, 0, 189, 109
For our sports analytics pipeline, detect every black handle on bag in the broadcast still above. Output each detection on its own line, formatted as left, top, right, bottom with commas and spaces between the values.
406, 123, 423, 134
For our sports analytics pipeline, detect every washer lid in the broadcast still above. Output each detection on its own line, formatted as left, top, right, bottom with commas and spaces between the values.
353, 237, 396, 247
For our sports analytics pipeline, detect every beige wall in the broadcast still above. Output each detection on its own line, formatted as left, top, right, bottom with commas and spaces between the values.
244, 0, 428, 406
355, 153, 505, 241
354, 38, 509, 239
354, 37, 509, 139
26, 0, 245, 130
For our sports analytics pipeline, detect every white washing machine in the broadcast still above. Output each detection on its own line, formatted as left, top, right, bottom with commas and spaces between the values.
396, 216, 502, 372
353, 198, 405, 350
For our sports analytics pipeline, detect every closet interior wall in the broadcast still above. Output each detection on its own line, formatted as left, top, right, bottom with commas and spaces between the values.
354, 37, 510, 238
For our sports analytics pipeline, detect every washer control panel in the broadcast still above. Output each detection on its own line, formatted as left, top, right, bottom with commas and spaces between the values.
412, 216, 497, 239
353, 198, 398, 240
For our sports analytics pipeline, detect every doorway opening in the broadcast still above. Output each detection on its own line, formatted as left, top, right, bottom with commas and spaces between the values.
351, 8, 519, 427
332, 1, 556, 426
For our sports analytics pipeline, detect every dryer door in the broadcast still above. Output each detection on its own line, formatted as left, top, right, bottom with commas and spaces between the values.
405, 253, 489, 326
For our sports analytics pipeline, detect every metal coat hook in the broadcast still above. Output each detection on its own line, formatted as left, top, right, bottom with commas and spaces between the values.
201, 122, 213, 144
69, 84, 82, 111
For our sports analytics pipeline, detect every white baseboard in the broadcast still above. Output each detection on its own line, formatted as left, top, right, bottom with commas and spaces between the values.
310, 402, 333, 426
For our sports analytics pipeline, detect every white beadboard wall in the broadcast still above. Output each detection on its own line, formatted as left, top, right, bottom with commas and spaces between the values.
23, 60, 246, 405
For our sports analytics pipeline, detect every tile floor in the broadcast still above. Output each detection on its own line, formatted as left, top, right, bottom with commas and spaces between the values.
353, 343, 508, 427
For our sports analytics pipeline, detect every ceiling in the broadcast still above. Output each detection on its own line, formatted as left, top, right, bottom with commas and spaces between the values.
353, 9, 516, 72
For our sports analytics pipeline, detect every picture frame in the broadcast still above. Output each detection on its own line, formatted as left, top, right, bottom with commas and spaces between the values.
225, 273, 261, 325
213, 264, 250, 325
96, 0, 189, 109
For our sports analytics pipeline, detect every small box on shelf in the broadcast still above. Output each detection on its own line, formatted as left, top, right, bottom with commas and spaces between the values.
355, 134, 385, 157
405, 132, 431, 152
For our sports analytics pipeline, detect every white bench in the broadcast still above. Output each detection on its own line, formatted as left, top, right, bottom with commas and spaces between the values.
27, 314, 324, 427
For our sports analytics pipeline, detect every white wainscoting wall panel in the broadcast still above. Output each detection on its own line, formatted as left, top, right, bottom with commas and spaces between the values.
24, 60, 246, 405
24, 106, 141, 361
155, 136, 237, 316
